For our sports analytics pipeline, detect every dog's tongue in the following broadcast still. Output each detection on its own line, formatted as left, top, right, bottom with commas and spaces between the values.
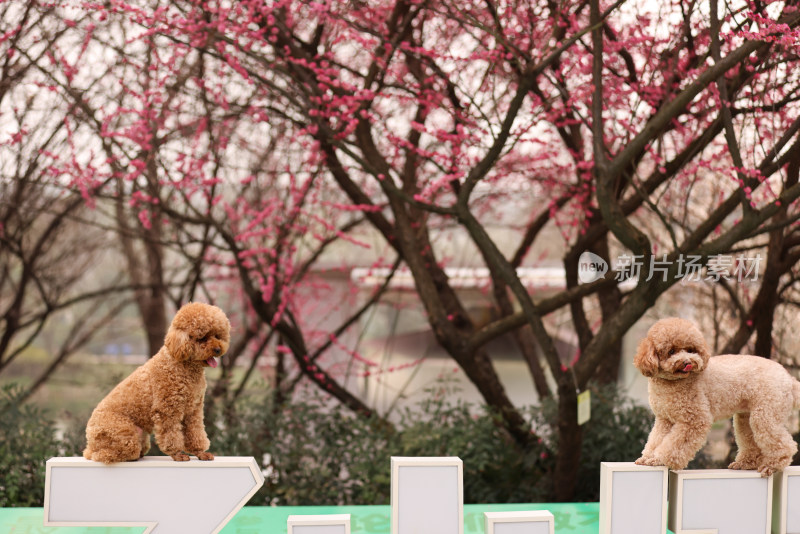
682, 363, 693, 372
207, 357, 218, 368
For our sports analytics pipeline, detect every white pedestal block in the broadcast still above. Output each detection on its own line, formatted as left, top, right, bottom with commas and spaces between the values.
484, 510, 554, 534
44, 456, 264, 534
391, 456, 463, 534
772, 467, 800, 534
288, 514, 351, 534
598, 462, 668, 534
669, 469, 772, 534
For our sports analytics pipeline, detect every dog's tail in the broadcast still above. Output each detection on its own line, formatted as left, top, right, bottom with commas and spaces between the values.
793, 378, 800, 409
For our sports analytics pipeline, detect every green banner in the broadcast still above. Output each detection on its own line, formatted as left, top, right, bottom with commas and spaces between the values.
1, 503, 606, 533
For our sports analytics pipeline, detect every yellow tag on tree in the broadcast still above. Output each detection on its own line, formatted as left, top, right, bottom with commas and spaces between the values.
577, 390, 591, 425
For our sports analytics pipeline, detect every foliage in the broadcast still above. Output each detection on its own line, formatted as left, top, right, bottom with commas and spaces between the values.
0, 384, 82, 507
206, 388, 395, 506
3, 379, 654, 507
205, 381, 651, 506
393, 387, 551, 503
529, 383, 655, 502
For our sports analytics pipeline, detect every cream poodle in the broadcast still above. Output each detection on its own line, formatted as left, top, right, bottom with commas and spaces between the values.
634, 317, 800, 476
83, 302, 230, 463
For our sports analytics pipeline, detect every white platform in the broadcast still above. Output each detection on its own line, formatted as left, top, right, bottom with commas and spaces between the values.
669, 469, 772, 534
288, 513, 351, 534
484, 510, 554, 534
599, 462, 668, 534
44, 456, 264, 534
772, 466, 800, 534
391, 456, 464, 534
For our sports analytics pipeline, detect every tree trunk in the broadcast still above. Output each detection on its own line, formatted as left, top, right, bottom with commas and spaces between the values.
593, 239, 624, 384
491, 278, 551, 399
142, 290, 168, 357
724, 154, 799, 357
753, 262, 781, 358
114, 189, 168, 357
553, 380, 582, 501
513, 326, 552, 399
455, 346, 534, 446
139, 198, 168, 356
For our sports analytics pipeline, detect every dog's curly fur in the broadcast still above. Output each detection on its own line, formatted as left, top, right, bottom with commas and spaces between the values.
83, 302, 230, 463
634, 317, 800, 476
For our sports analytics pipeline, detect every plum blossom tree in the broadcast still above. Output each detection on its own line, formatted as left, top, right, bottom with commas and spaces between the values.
0, 1, 138, 399
12, 0, 800, 499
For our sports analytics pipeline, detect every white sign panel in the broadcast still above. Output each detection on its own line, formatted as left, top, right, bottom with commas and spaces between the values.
44, 456, 264, 534
391, 456, 463, 534
288, 513, 351, 534
669, 469, 772, 534
772, 467, 800, 534
484, 510, 554, 534
598, 462, 668, 534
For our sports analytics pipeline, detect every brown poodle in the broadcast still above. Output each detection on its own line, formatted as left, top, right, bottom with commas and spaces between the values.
634, 317, 800, 476
83, 302, 230, 463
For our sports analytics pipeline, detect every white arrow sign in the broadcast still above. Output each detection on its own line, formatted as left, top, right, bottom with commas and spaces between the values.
44, 456, 264, 533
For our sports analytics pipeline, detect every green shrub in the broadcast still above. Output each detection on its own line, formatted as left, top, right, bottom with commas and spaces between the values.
393, 387, 550, 503
531, 383, 664, 501
571, 384, 653, 501
207, 380, 576, 505
1, 380, 654, 506
0, 384, 82, 506
204, 389, 395, 506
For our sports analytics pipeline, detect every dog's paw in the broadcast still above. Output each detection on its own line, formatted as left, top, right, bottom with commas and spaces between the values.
659, 454, 689, 471
757, 465, 777, 477
729, 460, 758, 471
755, 454, 792, 477
635, 456, 662, 466
171, 452, 190, 461
196, 451, 215, 461
729, 451, 761, 471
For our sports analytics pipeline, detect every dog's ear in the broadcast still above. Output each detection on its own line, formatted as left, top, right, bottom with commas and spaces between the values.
634, 337, 659, 377
695, 334, 712, 370
682, 320, 712, 370
164, 327, 191, 361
